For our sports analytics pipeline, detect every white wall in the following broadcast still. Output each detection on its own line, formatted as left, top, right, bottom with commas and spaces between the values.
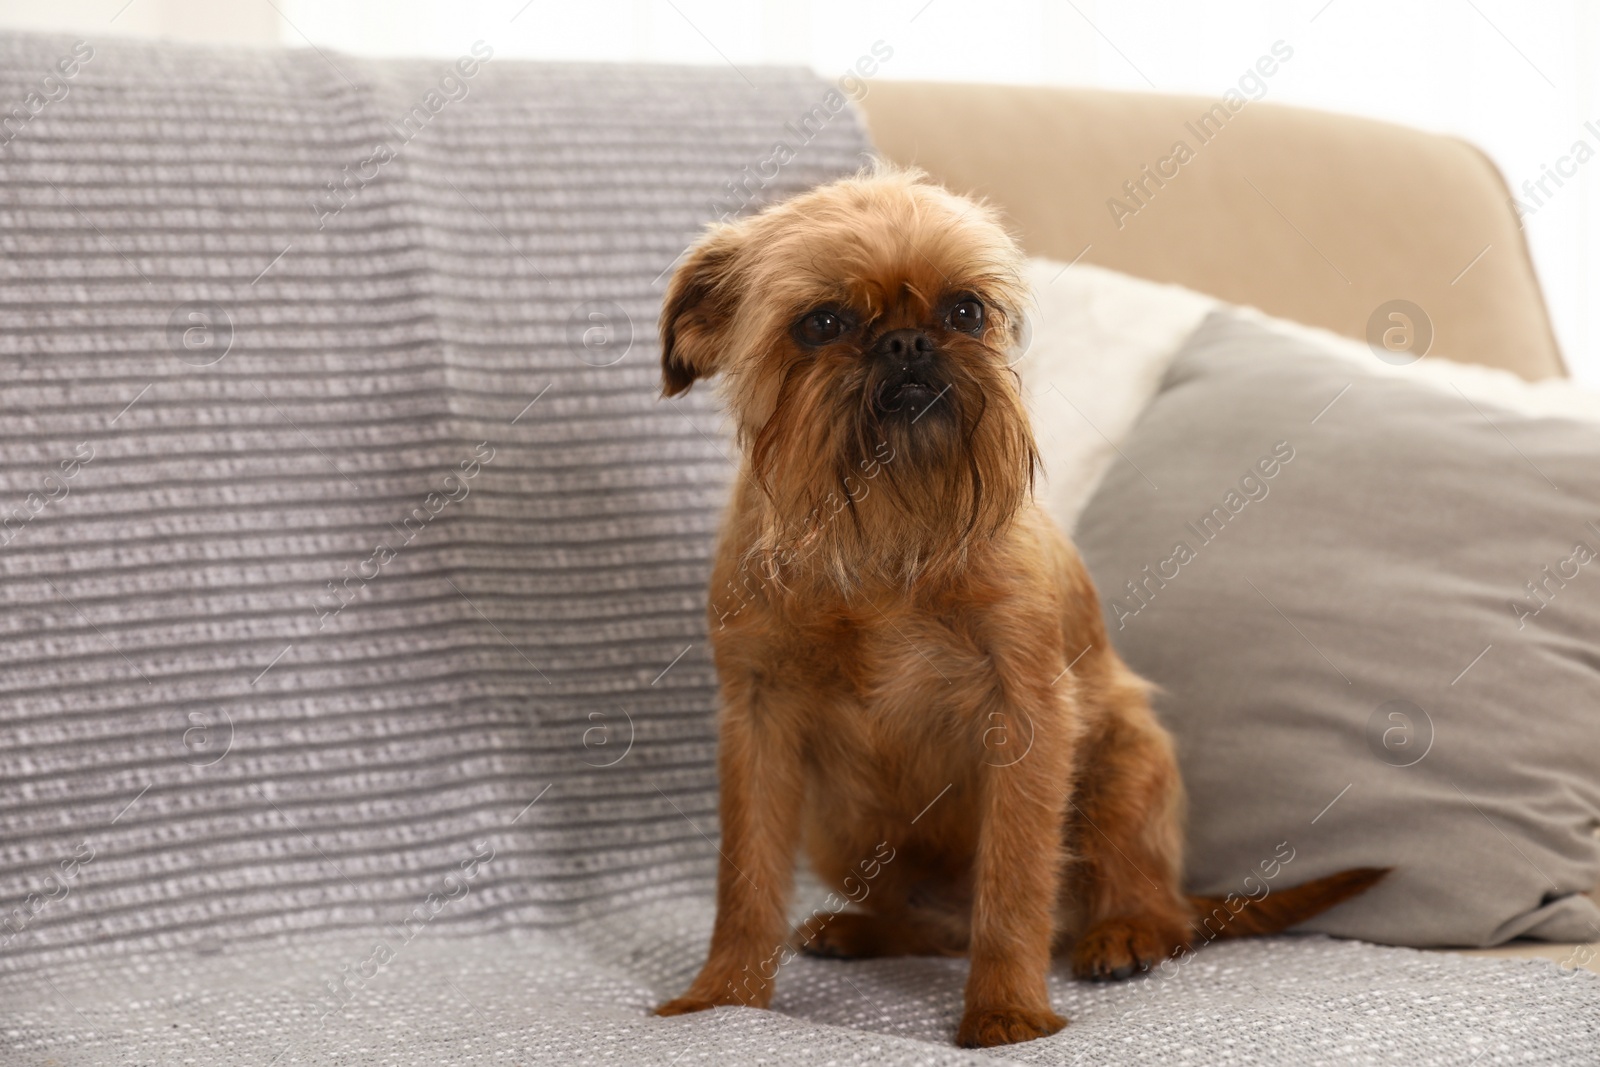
3, 0, 1597, 380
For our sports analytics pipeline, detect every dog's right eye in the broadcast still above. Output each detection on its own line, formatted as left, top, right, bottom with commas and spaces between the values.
794, 309, 846, 347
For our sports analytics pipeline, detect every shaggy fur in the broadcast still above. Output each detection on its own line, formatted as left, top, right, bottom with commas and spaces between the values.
652, 167, 1385, 1049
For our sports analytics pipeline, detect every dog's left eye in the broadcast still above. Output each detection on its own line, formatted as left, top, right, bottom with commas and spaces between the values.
949, 298, 985, 334
795, 309, 846, 346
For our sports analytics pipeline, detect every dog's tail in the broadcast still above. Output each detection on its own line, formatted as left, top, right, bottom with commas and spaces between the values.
1187, 867, 1390, 940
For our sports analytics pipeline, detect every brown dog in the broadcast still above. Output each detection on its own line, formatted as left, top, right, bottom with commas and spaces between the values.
653, 167, 1384, 1048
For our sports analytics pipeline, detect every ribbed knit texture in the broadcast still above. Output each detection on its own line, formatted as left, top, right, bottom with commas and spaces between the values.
0, 32, 865, 968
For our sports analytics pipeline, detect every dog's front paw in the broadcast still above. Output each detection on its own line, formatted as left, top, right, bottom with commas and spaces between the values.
1072, 915, 1187, 981
956, 1005, 1066, 1048
655, 978, 771, 1016
654, 995, 721, 1017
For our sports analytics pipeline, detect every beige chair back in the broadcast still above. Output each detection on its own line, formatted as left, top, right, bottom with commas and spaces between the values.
862, 82, 1563, 380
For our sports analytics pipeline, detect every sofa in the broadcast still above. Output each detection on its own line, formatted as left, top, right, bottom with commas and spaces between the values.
0, 30, 1594, 1066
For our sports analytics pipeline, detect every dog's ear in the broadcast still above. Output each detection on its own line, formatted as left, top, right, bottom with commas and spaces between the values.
660, 224, 743, 397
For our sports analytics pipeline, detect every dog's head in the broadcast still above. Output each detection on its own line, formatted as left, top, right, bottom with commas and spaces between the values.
660, 166, 1037, 585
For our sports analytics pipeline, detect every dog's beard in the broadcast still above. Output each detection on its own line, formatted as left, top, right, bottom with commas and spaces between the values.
745, 355, 1038, 593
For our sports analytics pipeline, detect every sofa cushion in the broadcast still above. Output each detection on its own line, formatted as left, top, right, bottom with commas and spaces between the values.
1074, 309, 1600, 946
7, 917, 1599, 1064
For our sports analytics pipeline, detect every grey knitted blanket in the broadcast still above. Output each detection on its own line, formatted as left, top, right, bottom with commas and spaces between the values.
0, 31, 1594, 1066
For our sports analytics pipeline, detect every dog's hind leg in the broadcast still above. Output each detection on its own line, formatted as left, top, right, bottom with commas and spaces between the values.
1060, 671, 1194, 981
795, 902, 970, 959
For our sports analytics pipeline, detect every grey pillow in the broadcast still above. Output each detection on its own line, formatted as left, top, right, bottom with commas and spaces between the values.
1073, 310, 1600, 948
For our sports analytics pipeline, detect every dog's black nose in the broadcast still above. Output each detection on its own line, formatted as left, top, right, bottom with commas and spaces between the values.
872, 328, 934, 362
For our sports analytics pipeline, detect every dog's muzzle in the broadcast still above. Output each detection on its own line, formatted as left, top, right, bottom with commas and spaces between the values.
872, 329, 948, 420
